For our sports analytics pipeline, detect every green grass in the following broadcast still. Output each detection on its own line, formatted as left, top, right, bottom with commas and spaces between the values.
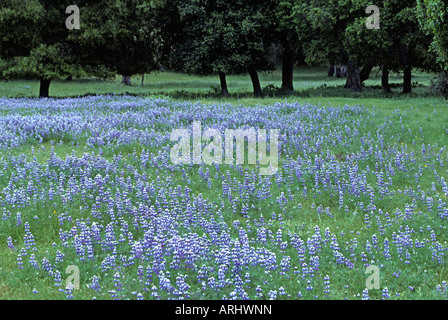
0, 66, 439, 100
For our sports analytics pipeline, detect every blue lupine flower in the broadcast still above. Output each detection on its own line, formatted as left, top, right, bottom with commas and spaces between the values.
268, 290, 277, 300
382, 287, 390, 300
6, 236, 14, 251
89, 275, 101, 293
323, 275, 330, 297
65, 287, 74, 300
362, 289, 369, 300
108, 290, 119, 300
29, 254, 38, 269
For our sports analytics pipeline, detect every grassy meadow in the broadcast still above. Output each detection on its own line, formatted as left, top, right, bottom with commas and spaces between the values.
0, 66, 437, 99
0, 67, 447, 301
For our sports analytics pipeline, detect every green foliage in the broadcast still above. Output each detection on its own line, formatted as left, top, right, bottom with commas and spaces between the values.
274, 1, 304, 63
0, 0, 444, 97
0, 0, 79, 82
285, 0, 353, 66
262, 83, 282, 97
417, 0, 448, 70
381, 0, 435, 72
72, 0, 163, 78
0, 0, 45, 58
167, 0, 276, 76
1, 44, 85, 81
343, 3, 390, 66
429, 72, 448, 97
284, 0, 435, 76
0, 0, 164, 93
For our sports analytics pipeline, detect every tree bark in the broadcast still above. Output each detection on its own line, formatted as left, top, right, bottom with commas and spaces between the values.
281, 46, 294, 91
39, 79, 51, 98
344, 62, 362, 92
122, 75, 131, 86
403, 45, 412, 94
360, 64, 374, 83
328, 63, 335, 77
219, 71, 230, 97
381, 64, 392, 93
248, 68, 263, 97
141, 74, 144, 86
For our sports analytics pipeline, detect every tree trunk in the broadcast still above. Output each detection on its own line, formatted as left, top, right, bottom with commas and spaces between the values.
381, 64, 392, 93
345, 62, 362, 92
39, 79, 51, 98
281, 46, 294, 91
360, 64, 374, 83
122, 75, 131, 86
403, 45, 412, 94
141, 74, 144, 86
442, 71, 448, 99
219, 71, 230, 97
248, 68, 263, 97
328, 63, 335, 77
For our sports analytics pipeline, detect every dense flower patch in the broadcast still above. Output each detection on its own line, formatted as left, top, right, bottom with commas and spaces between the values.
0, 95, 447, 300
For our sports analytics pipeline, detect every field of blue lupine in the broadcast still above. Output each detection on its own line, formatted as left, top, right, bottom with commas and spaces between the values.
0, 95, 447, 300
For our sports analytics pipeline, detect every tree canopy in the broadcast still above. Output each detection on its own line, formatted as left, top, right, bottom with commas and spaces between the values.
72, 0, 164, 85
0, 0, 85, 97
167, 0, 276, 96
0, 0, 446, 97
417, 0, 448, 71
